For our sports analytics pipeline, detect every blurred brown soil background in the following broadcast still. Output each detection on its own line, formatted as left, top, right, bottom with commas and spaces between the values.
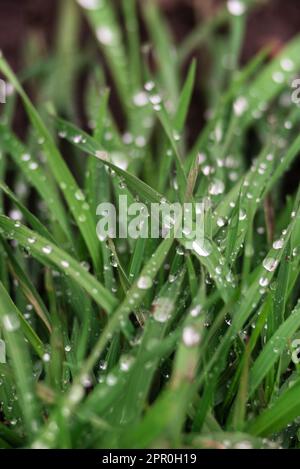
0, 0, 299, 192
1, 0, 300, 68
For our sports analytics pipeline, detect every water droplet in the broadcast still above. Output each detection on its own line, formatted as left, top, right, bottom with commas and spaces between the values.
31, 442, 50, 450
76, 0, 102, 10
273, 238, 284, 250
78, 214, 86, 223
263, 257, 278, 272
239, 209, 247, 221
176, 245, 185, 256
217, 217, 226, 227
226, 271, 235, 283
190, 305, 202, 317
5, 83, 14, 96
284, 121, 292, 132
137, 275, 153, 290
182, 326, 201, 347
280, 58, 294, 72
257, 226, 265, 235
144, 81, 155, 91
106, 373, 117, 386
69, 384, 84, 403
120, 355, 134, 372
153, 297, 173, 323
272, 71, 285, 84
42, 353, 51, 363
209, 179, 225, 195
2, 314, 20, 332
9, 209, 22, 221
227, 0, 246, 16
168, 274, 176, 283
21, 153, 31, 162
42, 245, 52, 255
202, 165, 214, 176
123, 132, 133, 145
192, 239, 212, 257
96, 26, 114, 45
75, 189, 85, 201
234, 441, 253, 450
229, 171, 238, 181
29, 162, 38, 171
133, 91, 148, 107
149, 94, 162, 106
214, 124, 223, 142
197, 152, 206, 164
73, 134, 83, 144
81, 374, 92, 388
233, 96, 248, 116
95, 150, 108, 161
173, 131, 181, 142
259, 277, 269, 287
135, 135, 146, 148
61, 260, 70, 269
98, 360, 107, 371
111, 152, 128, 170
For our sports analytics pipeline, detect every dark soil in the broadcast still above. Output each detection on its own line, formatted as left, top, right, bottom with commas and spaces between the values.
0, 0, 299, 193
1, 0, 300, 71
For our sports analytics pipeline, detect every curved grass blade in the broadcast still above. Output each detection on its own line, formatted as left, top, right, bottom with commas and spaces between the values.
2, 241, 52, 333
54, 116, 164, 203
248, 300, 300, 397
174, 59, 197, 132
0, 282, 42, 437
0, 181, 54, 242
0, 215, 117, 314
0, 282, 44, 358
247, 379, 300, 436
142, 0, 179, 105
0, 125, 69, 240
78, 0, 131, 112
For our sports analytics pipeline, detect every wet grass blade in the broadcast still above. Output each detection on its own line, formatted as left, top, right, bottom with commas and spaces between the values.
247, 378, 300, 436
0, 57, 101, 270
0, 282, 42, 437
0, 215, 117, 314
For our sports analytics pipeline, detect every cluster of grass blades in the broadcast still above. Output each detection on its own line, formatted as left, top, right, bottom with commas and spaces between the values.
0, 0, 300, 449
